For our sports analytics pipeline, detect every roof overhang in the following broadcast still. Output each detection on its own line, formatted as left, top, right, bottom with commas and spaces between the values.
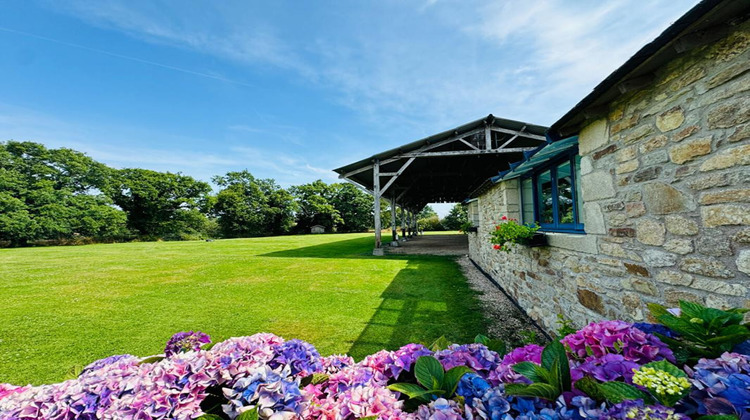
333, 114, 548, 210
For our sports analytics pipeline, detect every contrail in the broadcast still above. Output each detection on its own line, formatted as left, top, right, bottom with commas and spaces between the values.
0, 26, 256, 88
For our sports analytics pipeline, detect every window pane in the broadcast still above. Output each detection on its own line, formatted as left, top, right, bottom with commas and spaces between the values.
557, 161, 574, 224
538, 170, 554, 224
575, 155, 583, 225
521, 178, 534, 224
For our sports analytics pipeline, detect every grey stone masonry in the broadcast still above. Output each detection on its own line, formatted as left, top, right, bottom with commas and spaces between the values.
468, 21, 750, 333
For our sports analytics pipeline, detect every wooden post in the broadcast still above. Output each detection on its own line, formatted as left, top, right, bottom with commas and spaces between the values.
373, 159, 382, 254
390, 194, 398, 243
400, 205, 407, 240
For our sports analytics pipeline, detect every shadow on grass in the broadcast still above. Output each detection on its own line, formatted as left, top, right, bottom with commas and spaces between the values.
262, 234, 486, 359
346, 258, 486, 359
259, 236, 376, 258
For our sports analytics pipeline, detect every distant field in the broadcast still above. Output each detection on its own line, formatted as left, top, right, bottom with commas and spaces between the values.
0, 233, 487, 385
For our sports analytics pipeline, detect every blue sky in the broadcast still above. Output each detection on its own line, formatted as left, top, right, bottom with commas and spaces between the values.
0, 0, 698, 216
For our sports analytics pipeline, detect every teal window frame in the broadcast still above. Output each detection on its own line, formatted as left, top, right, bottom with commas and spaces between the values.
520, 150, 584, 233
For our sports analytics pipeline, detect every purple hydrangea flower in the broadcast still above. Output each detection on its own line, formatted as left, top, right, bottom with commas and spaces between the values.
80, 354, 139, 375
685, 352, 750, 418
271, 339, 323, 376
416, 398, 465, 420
570, 353, 640, 383
491, 344, 543, 384
562, 320, 674, 364
435, 343, 502, 375
321, 354, 355, 374
164, 331, 211, 357
392, 343, 433, 379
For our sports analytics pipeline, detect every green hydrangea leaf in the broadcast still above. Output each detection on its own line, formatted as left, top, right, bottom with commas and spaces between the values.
641, 360, 687, 378
597, 381, 653, 404
443, 366, 474, 396
511, 362, 548, 383
414, 356, 445, 390
236, 407, 259, 420
504, 383, 558, 401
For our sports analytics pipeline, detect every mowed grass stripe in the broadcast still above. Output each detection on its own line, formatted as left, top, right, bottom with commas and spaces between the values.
0, 233, 487, 385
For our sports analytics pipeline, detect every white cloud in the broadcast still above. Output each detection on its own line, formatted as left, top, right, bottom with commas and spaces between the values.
43, 0, 699, 131
469, 0, 698, 100
44, 0, 314, 76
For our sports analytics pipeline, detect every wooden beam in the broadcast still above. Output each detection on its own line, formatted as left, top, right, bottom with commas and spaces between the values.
485, 124, 492, 150
490, 127, 546, 141
401, 147, 536, 158
458, 137, 480, 150
339, 128, 486, 179
497, 125, 526, 150
380, 157, 415, 194
341, 177, 372, 194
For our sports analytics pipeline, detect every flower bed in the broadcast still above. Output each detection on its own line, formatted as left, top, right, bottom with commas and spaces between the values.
1, 302, 748, 420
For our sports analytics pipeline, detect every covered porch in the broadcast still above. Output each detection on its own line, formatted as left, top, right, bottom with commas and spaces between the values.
334, 114, 548, 254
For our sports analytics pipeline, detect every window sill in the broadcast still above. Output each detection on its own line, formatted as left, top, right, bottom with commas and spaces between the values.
542, 231, 597, 254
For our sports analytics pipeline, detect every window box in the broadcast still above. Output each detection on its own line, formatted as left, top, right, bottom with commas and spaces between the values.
517, 232, 547, 247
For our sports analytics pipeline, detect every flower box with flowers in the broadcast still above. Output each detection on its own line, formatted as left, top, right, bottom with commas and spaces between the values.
0, 301, 748, 419
490, 216, 544, 252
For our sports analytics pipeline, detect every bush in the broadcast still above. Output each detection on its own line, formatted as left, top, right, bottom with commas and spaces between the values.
1, 301, 748, 419
419, 215, 444, 231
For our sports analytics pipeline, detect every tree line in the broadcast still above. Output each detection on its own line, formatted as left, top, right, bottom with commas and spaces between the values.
0, 141, 469, 247
0, 142, 380, 247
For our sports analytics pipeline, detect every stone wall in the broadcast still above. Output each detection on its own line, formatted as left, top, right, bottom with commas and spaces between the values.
468, 21, 750, 333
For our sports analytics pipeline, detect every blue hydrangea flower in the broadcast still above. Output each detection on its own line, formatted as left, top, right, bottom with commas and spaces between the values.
457, 373, 491, 406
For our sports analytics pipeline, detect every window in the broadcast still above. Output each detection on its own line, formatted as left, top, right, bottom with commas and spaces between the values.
521, 178, 534, 225
468, 200, 480, 226
520, 152, 584, 233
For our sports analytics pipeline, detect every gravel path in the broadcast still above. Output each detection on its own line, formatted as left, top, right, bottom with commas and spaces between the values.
456, 256, 548, 346
386, 234, 468, 255
386, 234, 548, 346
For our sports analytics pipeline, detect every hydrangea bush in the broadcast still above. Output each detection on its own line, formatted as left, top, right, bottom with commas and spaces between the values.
1, 303, 748, 419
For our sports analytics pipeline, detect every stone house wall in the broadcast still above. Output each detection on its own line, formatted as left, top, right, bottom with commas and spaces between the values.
468, 21, 750, 333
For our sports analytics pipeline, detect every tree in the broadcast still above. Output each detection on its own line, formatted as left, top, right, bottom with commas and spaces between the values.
0, 141, 128, 246
211, 171, 296, 237
417, 205, 438, 220
105, 168, 211, 239
328, 183, 373, 232
289, 180, 343, 233
441, 203, 469, 230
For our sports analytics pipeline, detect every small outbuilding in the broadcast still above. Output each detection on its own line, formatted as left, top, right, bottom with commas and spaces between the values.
310, 225, 325, 234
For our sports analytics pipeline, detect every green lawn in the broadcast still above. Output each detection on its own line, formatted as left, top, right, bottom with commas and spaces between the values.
0, 233, 488, 385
